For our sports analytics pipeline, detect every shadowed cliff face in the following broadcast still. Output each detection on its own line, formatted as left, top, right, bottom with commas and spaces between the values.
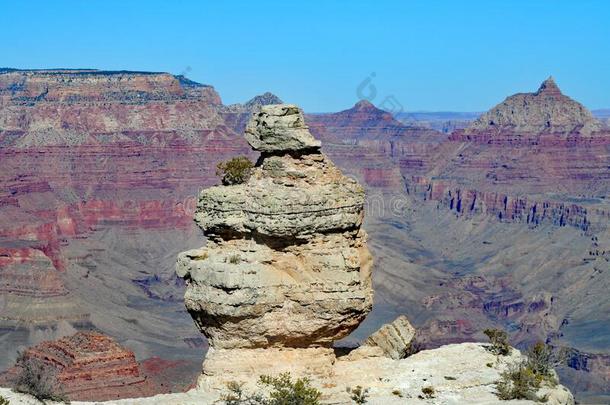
0, 71, 608, 402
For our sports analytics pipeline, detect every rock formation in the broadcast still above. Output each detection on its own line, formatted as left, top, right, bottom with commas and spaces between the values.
177, 104, 373, 352
0, 332, 153, 401
174, 104, 574, 404
361, 315, 416, 360
466, 76, 602, 136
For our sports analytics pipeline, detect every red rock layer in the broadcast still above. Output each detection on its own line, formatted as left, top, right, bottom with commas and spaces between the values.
0, 246, 67, 297
307, 101, 447, 189
12, 332, 153, 401
0, 70, 254, 374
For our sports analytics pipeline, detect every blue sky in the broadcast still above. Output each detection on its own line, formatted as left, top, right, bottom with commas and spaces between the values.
2, 1, 609, 111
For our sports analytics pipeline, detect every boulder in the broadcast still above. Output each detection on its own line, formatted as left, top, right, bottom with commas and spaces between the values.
364, 315, 416, 359
244, 104, 321, 152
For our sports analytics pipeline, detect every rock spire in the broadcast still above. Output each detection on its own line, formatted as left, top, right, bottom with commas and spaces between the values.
177, 103, 372, 350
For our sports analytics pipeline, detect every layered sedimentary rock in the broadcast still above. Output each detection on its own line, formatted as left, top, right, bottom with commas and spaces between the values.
362, 315, 416, 360
466, 76, 602, 137
177, 104, 373, 350
0, 69, 251, 375
307, 101, 446, 190
0, 69, 605, 402
411, 78, 610, 232
302, 81, 608, 402
0, 332, 154, 401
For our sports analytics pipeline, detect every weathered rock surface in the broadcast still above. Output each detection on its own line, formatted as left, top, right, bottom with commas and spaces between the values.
0, 343, 575, 404
177, 104, 372, 349
245, 104, 321, 152
361, 315, 416, 360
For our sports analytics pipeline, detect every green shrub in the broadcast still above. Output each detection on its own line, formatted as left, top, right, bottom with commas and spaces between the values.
420, 386, 435, 399
0, 395, 10, 405
222, 381, 263, 405
496, 363, 547, 402
216, 156, 254, 185
228, 254, 241, 264
259, 373, 321, 405
484, 328, 511, 356
14, 355, 70, 403
525, 341, 565, 382
346, 385, 369, 404
222, 373, 321, 405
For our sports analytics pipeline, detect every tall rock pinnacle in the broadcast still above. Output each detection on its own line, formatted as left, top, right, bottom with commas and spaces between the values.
177, 104, 372, 350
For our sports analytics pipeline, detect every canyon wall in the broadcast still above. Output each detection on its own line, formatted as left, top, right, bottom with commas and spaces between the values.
0, 70, 607, 401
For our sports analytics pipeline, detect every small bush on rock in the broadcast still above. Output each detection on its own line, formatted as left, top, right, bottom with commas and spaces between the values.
495, 342, 566, 402
484, 328, 511, 356
222, 373, 321, 405
347, 385, 369, 404
259, 373, 321, 405
15, 354, 70, 403
496, 363, 547, 402
0, 395, 10, 405
420, 386, 435, 399
216, 156, 254, 185
222, 381, 263, 405
526, 341, 566, 381
228, 254, 241, 264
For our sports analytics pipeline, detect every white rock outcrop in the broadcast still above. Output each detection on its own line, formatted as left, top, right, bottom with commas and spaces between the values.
0, 343, 574, 404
